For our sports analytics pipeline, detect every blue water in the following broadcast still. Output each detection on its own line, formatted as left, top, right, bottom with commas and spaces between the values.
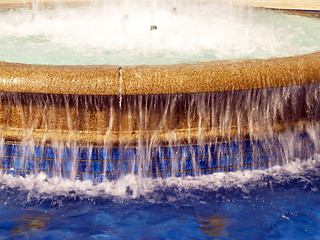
0, 158, 319, 239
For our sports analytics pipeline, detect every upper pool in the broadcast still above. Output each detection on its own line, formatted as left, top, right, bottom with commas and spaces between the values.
1, 2, 320, 66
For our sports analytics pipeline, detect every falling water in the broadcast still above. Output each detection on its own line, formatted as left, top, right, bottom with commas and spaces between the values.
0, 82, 319, 180
32, 0, 37, 12
150, 0, 158, 30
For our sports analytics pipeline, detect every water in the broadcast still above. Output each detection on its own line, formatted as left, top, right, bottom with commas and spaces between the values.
0, 2, 320, 65
1, 1, 320, 238
1, 84, 319, 180
0, 158, 320, 239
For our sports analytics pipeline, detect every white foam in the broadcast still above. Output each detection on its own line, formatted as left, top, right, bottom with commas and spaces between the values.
1, 156, 319, 203
0, 3, 319, 65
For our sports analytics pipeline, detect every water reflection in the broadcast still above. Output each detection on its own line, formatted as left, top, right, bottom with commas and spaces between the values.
11, 211, 50, 235
198, 213, 231, 237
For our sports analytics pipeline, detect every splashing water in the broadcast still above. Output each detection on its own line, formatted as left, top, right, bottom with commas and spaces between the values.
0, 2, 320, 65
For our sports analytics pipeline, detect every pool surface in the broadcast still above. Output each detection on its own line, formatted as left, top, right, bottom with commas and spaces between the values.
0, 3, 320, 65
0, 157, 319, 239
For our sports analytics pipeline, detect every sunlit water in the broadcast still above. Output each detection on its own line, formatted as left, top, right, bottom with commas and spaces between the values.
0, 2, 320, 65
0, 157, 320, 239
1, 2, 320, 239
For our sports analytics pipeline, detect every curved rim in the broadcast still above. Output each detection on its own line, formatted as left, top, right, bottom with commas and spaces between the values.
1, 52, 320, 96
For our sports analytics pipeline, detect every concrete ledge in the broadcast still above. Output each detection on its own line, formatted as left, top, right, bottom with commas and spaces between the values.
214, 0, 320, 11
0, 119, 313, 145
1, 52, 320, 95
121, 52, 320, 95
0, 62, 119, 95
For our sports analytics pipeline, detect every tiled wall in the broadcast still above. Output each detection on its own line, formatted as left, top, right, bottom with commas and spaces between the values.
0, 131, 316, 183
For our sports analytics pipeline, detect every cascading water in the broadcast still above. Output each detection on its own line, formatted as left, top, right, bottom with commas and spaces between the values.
0, 1, 320, 238
32, 0, 37, 12
0, 82, 319, 180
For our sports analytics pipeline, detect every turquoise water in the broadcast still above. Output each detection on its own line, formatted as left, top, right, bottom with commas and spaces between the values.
0, 3, 320, 65
0, 158, 319, 239
1, 3, 320, 239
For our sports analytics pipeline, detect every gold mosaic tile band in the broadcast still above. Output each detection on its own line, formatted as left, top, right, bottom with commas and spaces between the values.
0, 119, 313, 145
0, 62, 119, 95
1, 52, 320, 96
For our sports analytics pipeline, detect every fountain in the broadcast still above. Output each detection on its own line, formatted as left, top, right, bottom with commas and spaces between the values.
0, 0, 320, 183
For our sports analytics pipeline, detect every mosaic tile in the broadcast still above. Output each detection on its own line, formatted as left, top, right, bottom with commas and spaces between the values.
117, 161, 129, 173
21, 146, 33, 158
45, 147, 56, 159
179, 146, 191, 158
61, 148, 71, 160
126, 148, 137, 160
51, 160, 62, 172
78, 161, 89, 173
130, 161, 139, 173
6, 169, 17, 177
209, 144, 217, 156
184, 159, 193, 171
193, 145, 204, 157
244, 153, 253, 165
84, 148, 98, 160
109, 174, 119, 181
218, 143, 229, 155
166, 147, 178, 159
96, 174, 106, 183
0, 130, 317, 182
105, 161, 116, 173
210, 156, 219, 168
90, 161, 103, 173
34, 146, 44, 158
150, 173, 161, 178
230, 142, 240, 154
256, 152, 267, 163
152, 147, 166, 160
63, 161, 74, 172
238, 166, 250, 171
98, 149, 111, 160
61, 173, 69, 179
196, 158, 208, 169
187, 171, 200, 177
2, 157, 12, 169
260, 163, 268, 170
112, 149, 120, 160
157, 160, 169, 172
243, 140, 252, 153
252, 140, 264, 151
26, 158, 36, 170
171, 159, 182, 171
221, 155, 232, 168
267, 150, 277, 162
225, 167, 236, 172
201, 170, 212, 175
13, 157, 24, 170
233, 154, 243, 166
162, 172, 172, 178
148, 161, 157, 172
83, 173, 95, 181
8, 145, 20, 157
38, 160, 50, 171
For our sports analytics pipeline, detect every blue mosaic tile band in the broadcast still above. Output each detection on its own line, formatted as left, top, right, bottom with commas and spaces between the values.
0, 131, 316, 183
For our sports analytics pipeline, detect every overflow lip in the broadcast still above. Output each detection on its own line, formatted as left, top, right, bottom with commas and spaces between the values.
0, 52, 320, 96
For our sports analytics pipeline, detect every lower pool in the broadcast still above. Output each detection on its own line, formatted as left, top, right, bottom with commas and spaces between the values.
0, 157, 319, 239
